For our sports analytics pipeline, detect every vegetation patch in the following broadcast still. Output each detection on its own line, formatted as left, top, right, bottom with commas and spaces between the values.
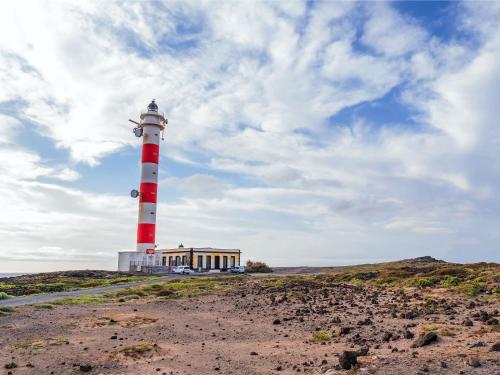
121, 316, 158, 327
312, 331, 331, 342
0, 270, 159, 297
52, 276, 246, 305
0, 306, 15, 313
120, 343, 159, 358
422, 325, 458, 337
0, 292, 11, 300
246, 260, 273, 273
14, 337, 68, 350
15, 340, 45, 350
34, 304, 53, 309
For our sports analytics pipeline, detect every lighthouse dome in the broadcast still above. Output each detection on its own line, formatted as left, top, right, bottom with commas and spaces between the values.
147, 100, 158, 112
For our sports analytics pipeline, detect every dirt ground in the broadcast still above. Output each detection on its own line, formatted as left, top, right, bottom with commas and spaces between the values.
0, 278, 499, 375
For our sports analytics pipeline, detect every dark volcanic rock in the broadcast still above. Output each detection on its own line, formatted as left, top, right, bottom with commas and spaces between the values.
340, 326, 351, 335
467, 357, 481, 368
338, 351, 358, 370
412, 332, 438, 348
462, 318, 473, 327
338, 347, 368, 370
79, 364, 92, 373
491, 342, 500, 352
404, 330, 415, 339
382, 332, 392, 342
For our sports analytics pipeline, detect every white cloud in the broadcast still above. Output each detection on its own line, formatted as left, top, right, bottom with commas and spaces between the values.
0, 1, 500, 271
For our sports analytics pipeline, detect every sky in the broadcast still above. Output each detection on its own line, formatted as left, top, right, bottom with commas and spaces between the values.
0, 0, 499, 272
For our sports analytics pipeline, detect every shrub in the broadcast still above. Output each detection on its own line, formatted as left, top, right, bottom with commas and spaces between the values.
312, 331, 331, 342
0, 292, 10, 300
34, 304, 53, 309
246, 260, 273, 273
0, 306, 15, 313
442, 276, 460, 287
4, 362, 17, 369
417, 277, 435, 288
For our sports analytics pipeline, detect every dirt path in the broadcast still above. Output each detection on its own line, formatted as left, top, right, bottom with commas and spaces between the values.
0, 276, 178, 307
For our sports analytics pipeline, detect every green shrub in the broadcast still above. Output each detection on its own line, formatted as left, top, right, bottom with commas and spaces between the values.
417, 277, 435, 288
246, 260, 273, 273
442, 276, 460, 287
0, 306, 15, 313
0, 292, 10, 300
312, 331, 331, 342
34, 304, 53, 309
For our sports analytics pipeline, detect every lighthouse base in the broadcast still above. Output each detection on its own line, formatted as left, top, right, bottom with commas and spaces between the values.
117, 251, 160, 272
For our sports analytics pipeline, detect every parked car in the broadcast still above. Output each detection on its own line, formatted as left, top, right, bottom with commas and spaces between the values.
230, 265, 246, 273
172, 266, 192, 274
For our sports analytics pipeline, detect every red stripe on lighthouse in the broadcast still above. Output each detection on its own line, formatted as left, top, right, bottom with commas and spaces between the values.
137, 223, 156, 244
141, 143, 159, 164
139, 182, 158, 203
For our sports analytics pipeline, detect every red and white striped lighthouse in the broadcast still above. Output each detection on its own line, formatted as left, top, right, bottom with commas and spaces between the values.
131, 100, 167, 259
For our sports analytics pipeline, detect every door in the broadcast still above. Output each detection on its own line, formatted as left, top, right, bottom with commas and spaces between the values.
197, 256, 203, 270
223, 256, 228, 269
214, 256, 220, 269
206, 255, 211, 270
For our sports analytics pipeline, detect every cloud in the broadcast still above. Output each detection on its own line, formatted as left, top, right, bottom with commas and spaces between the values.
0, 1, 500, 271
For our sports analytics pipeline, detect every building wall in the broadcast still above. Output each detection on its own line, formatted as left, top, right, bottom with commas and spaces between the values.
192, 252, 240, 270
160, 250, 240, 270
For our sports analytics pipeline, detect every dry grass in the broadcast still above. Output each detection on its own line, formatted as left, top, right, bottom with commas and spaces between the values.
120, 343, 159, 358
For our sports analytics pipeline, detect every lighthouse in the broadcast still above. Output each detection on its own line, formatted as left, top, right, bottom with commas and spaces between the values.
130, 100, 167, 265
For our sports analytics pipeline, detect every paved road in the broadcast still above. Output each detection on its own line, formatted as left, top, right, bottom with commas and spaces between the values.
0, 275, 182, 307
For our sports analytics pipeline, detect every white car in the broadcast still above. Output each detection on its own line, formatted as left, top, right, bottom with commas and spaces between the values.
230, 266, 246, 273
172, 266, 192, 274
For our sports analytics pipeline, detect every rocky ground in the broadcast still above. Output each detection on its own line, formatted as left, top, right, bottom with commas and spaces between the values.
0, 273, 499, 374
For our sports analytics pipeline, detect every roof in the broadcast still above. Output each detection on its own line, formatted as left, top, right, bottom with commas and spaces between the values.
160, 247, 240, 254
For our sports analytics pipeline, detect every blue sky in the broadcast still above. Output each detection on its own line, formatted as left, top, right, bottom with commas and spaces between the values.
0, 0, 499, 272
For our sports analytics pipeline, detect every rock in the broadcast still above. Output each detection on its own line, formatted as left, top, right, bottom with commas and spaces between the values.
463, 318, 473, 326
340, 327, 351, 335
79, 364, 92, 372
357, 318, 372, 326
404, 330, 414, 339
273, 319, 281, 325
401, 310, 418, 319
250, 352, 258, 356
467, 357, 481, 368
491, 342, 500, 351
337, 347, 368, 370
412, 332, 438, 348
338, 351, 358, 370
469, 341, 485, 348
110, 335, 117, 340
382, 332, 392, 342
275, 365, 282, 371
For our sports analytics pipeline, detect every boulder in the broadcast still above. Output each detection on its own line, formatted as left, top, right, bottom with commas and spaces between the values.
412, 332, 437, 348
